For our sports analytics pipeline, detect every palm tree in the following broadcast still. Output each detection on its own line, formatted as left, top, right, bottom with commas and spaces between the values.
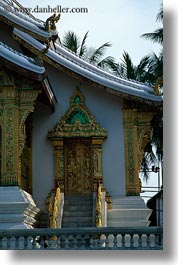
110, 5, 163, 182
62, 31, 88, 56
141, 5, 163, 45
62, 30, 115, 69
111, 51, 152, 84
140, 5, 163, 182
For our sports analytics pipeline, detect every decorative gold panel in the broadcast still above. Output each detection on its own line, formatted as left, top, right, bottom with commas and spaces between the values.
0, 69, 40, 188
65, 139, 92, 195
123, 108, 156, 195
48, 87, 107, 139
48, 88, 110, 205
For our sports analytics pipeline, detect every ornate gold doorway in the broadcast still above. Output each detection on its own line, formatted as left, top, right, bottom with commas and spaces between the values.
48, 87, 108, 194
64, 139, 92, 195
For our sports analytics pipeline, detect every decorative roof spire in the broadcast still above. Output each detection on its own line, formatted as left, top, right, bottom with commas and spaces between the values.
45, 13, 61, 32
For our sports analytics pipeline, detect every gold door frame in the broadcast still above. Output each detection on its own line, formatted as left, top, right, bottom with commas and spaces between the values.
48, 88, 108, 193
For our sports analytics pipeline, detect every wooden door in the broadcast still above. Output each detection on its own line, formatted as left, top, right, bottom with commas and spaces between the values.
64, 139, 93, 195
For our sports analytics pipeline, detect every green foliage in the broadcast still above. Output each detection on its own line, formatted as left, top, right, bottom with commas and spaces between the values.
62, 31, 113, 69
141, 5, 163, 45
141, 28, 163, 45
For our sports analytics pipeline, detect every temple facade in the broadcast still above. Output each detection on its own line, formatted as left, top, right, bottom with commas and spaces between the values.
0, 0, 162, 230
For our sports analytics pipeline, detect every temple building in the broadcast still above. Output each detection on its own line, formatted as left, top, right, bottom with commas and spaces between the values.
0, 0, 162, 230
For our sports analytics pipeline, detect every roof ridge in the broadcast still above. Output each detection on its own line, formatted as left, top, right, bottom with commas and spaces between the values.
0, 0, 45, 25
0, 41, 36, 64
51, 42, 153, 92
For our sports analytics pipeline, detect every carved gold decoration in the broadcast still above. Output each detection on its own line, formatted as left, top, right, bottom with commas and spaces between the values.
20, 114, 33, 194
45, 13, 61, 32
48, 87, 107, 139
64, 139, 92, 195
0, 86, 20, 186
35, 45, 49, 66
47, 88, 111, 211
0, 69, 41, 188
18, 90, 40, 157
123, 108, 156, 195
46, 186, 61, 228
96, 182, 103, 227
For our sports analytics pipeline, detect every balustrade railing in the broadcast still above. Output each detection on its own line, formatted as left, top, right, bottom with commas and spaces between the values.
0, 227, 163, 250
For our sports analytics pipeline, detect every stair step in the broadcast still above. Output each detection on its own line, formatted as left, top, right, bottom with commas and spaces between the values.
62, 222, 93, 228
62, 195, 93, 228
63, 211, 92, 217
63, 205, 93, 212
65, 195, 93, 199
62, 216, 92, 223
64, 200, 93, 206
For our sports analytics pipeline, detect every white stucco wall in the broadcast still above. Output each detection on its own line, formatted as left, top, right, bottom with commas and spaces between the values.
32, 64, 126, 210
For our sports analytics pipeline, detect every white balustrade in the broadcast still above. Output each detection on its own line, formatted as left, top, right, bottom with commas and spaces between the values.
0, 227, 163, 250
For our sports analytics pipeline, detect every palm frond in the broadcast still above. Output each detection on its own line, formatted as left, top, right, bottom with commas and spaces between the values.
89, 42, 111, 63
147, 52, 163, 84
121, 51, 135, 79
144, 142, 157, 164
141, 148, 157, 183
141, 28, 163, 45
135, 55, 150, 81
62, 31, 80, 53
150, 112, 163, 159
97, 56, 115, 69
156, 5, 163, 23
79, 31, 89, 57
137, 55, 150, 71
140, 157, 150, 183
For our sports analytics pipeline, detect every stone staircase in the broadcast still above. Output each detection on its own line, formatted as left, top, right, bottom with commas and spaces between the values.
62, 195, 94, 228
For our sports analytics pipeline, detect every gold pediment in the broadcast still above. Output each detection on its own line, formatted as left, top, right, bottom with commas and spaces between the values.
48, 87, 107, 139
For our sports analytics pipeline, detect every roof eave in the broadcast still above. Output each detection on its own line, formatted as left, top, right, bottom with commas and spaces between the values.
13, 28, 163, 106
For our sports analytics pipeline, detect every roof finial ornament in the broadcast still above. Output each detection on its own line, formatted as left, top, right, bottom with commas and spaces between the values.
45, 13, 61, 50
45, 13, 61, 32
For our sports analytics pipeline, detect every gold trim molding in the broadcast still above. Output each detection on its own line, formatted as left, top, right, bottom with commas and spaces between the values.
47, 87, 110, 200
0, 70, 40, 187
123, 108, 155, 195
48, 87, 107, 139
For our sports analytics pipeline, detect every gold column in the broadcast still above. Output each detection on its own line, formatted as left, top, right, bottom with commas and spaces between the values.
51, 139, 64, 192
123, 108, 155, 195
1, 86, 20, 186
18, 90, 40, 192
0, 85, 40, 187
123, 109, 142, 195
18, 90, 40, 157
92, 138, 104, 192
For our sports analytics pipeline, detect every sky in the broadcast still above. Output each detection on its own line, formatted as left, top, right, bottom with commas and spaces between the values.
18, 0, 162, 66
